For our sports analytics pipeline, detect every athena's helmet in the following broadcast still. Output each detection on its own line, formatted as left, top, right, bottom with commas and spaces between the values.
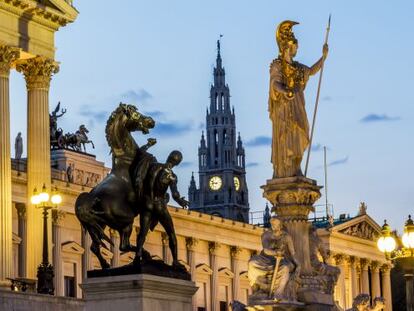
167, 150, 183, 167
276, 20, 299, 56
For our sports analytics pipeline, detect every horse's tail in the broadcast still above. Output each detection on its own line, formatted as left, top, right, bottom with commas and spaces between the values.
75, 193, 113, 249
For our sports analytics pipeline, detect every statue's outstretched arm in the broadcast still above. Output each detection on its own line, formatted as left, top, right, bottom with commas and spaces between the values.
170, 179, 189, 208
309, 44, 329, 76
286, 235, 300, 268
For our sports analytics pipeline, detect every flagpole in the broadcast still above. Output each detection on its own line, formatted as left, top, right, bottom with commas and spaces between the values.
304, 15, 331, 177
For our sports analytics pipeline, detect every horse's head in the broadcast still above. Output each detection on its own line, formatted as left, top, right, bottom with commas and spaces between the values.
119, 103, 154, 134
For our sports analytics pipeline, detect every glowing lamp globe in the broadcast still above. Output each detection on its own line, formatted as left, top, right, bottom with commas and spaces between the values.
377, 236, 396, 253
402, 215, 414, 249
39, 184, 49, 203
31, 194, 41, 205
51, 193, 62, 205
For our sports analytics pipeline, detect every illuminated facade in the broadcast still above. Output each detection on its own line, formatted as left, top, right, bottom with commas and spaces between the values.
3, 150, 392, 310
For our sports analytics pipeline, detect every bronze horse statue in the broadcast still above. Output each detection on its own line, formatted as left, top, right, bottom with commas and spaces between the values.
75, 103, 155, 268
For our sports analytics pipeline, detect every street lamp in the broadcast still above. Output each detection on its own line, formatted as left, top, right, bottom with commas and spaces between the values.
31, 184, 62, 295
377, 216, 414, 311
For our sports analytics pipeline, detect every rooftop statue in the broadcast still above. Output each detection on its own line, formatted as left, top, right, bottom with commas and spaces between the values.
14, 132, 23, 160
268, 20, 328, 178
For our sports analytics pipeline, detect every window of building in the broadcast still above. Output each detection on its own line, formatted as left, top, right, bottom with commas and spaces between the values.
220, 301, 227, 311
64, 276, 75, 297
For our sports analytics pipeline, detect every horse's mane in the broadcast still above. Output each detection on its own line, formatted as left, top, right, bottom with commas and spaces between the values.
105, 105, 125, 149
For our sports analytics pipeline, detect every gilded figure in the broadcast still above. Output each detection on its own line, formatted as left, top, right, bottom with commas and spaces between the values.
269, 20, 328, 177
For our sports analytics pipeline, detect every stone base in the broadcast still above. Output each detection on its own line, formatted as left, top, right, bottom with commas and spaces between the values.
246, 299, 305, 311
81, 273, 197, 311
87, 258, 191, 280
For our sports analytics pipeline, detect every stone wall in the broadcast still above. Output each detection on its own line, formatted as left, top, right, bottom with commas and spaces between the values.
0, 290, 84, 311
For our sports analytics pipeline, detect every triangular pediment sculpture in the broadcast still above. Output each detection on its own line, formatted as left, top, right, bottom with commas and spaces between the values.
333, 215, 382, 241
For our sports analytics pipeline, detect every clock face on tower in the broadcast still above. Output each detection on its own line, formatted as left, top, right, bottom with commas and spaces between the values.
233, 176, 240, 191
209, 176, 222, 191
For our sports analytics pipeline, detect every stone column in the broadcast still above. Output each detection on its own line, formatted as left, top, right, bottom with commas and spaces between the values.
334, 254, 347, 309
162, 232, 170, 265
52, 210, 65, 296
82, 228, 93, 279
186, 237, 198, 311
16, 56, 59, 279
209, 242, 220, 311
370, 261, 381, 299
381, 264, 392, 311
15, 203, 27, 278
230, 246, 241, 302
110, 230, 120, 267
0, 44, 19, 286
349, 256, 359, 300
360, 259, 370, 295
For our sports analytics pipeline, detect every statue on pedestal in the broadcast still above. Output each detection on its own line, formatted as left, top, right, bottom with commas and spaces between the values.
75, 103, 190, 279
268, 20, 328, 178
14, 132, 23, 160
248, 217, 301, 303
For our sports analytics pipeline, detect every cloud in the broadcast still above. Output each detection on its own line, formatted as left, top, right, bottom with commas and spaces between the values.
322, 96, 332, 102
329, 156, 349, 166
79, 105, 109, 122
144, 110, 164, 118
360, 114, 401, 123
152, 121, 193, 137
246, 162, 259, 167
120, 89, 152, 104
246, 136, 271, 147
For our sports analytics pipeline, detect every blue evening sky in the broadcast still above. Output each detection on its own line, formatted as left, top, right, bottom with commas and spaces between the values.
9, 0, 414, 230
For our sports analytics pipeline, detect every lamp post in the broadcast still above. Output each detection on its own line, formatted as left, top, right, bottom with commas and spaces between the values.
30, 184, 62, 295
377, 215, 414, 311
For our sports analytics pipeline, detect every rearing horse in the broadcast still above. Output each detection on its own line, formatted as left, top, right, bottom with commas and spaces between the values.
75, 103, 154, 268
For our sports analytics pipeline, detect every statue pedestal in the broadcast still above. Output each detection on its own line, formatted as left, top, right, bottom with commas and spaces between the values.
260, 177, 338, 310
81, 274, 197, 311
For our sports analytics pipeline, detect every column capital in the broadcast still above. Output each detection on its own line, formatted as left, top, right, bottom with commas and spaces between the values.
51, 209, 66, 226
230, 246, 242, 259
185, 237, 198, 251
208, 241, 221, 255
16, 56, 59, 90
381, 263, 392, 274
371, 260, 381, 272
0, 44, 19, 76
15, 203, 27, 219
348, 255, 359, 266
359, 258, 370, 270
334, 253, 347, 265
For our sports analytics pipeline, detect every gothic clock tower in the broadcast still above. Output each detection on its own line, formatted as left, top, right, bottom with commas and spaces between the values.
188, 40, 249, 223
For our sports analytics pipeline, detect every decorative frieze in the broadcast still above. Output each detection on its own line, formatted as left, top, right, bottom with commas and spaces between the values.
339, 221, 379, 240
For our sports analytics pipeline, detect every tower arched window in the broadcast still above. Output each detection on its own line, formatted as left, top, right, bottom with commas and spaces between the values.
221, 93, 224, 110
214, 130, 218, 158
215, 93, 219, 111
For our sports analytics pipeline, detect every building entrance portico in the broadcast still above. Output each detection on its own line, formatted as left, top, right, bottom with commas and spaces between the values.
0, 0, 78, 284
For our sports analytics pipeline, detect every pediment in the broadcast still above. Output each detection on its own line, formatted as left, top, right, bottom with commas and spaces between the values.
332, 214, 382, 241
239, 271, 249, 280
218, 267, 234, 279
196, 263, 213, 275
61, 241, 84, 255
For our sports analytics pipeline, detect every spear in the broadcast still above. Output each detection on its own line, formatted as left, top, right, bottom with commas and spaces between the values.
304, 15, 331, 177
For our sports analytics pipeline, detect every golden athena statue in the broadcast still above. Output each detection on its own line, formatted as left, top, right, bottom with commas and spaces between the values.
269, 20, 328, 178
